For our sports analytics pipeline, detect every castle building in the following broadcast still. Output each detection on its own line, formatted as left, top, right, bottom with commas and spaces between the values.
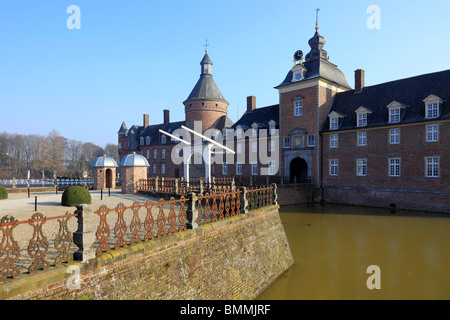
118, 23, 449, 213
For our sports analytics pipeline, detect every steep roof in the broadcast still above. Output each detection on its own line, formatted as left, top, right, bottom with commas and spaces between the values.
276, 29, 351, 89
321, 69, 450, 132
184, 52, 227, 103
232, 104, 280, 130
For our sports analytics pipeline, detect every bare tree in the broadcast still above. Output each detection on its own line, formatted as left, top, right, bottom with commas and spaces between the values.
44, 129, 68, 179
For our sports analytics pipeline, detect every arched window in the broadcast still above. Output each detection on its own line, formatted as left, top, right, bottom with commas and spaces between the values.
161, 135, 166, 144
146, 136, 150, 145
140, 137, 144, 145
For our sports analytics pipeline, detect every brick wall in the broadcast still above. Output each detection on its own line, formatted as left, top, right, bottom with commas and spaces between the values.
3, 206, 293, 300
276, 184, 315, 206
321, 120, 450, 212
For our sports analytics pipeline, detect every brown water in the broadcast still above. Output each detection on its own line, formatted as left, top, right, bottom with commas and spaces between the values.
256, 203, 450, 300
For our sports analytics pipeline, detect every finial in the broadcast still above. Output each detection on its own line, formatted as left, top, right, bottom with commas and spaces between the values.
315, 8, 320, 32
204, 38, 209, 53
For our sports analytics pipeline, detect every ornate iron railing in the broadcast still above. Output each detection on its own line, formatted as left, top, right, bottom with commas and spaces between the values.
93, 197, 188, 255
195, 190, 241, 225
247, 186, 276, 211
0, 212, 77, 280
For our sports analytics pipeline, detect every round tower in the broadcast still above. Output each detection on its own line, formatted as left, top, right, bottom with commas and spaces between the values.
183, 50, 229, 133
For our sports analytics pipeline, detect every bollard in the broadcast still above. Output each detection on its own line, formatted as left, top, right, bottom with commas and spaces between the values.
108, 187, 111, 197
35, 196, 37, 211
101, 189, 103, 200
28, 187, 30, 198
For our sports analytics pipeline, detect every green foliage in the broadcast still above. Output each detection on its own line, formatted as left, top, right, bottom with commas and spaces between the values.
61, 186, 91, 207
0, 186, 8, 200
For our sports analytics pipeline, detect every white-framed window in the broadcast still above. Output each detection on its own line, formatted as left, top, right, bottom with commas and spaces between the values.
329, 160, 339, 176
357, 113, 367, 127
357, 131, 367, 146
161, 135, 166, 144
222, 163, 228, 175
152, 163, 157, 174
389, 158, 401, 177
284, 137, 290, 148
330, 117, 339, 130
146, 136, 150, 145
426, 124, 439, 142
161, 163, 165, 175
162, 149, 166, 159
425, 156, 439, 178
146, 150, 150, 159
389, 108, 401, 123
330, 134, 338, 148
390, 128, 400, 144
426, 103, 439, 119
140, 137, 144, 145
251, 161, 258, 176
307, 134, 315, 147
236, 162, 242, 175
356, 159, 367, 176
153, 149, 157, 159
268, 160, 276, 175
294, 100, 303, 116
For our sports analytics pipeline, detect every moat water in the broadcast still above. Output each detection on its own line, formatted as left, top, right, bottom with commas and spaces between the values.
256, 203, 450, 300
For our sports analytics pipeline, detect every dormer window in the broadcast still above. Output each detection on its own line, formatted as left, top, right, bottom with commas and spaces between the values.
355, 107, 372, 127
328, 111, 344, 130
146, 136, 150, 145
423, 95, 443, 119
161, 135, 166, 144
140, 137, 144, 145
386, 101, 407, 124
268, 120, 276, 135
427, 103, 438, 118
389, 108, 401, 123
251, 123, 258, 137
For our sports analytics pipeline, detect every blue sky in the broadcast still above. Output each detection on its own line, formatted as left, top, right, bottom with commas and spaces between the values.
1, 0, 449, 147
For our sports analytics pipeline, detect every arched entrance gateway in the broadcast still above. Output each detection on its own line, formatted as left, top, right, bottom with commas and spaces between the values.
290, 157, 308, 183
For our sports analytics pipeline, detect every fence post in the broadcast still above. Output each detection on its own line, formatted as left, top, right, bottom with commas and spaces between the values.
73, 204, 96, 262
154, 177, 159, 192
186, 192, 199, 230
271, 183, 278, 206
239, 186, 248, 215
174, 178, 179, 194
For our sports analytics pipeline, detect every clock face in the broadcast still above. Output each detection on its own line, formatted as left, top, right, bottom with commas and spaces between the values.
295, 73, 302, 81
294, 50, 303, 61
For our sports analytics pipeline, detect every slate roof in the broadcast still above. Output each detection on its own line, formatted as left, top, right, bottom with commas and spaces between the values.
232, 104, 280, 130
184, 53, 227, 103
321, 69, 450, 132
276, 30, 351, 90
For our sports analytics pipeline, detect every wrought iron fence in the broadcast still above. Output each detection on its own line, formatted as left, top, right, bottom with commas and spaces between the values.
0, 212, 77, 281
247, 186, 276, 211
195, 190, 241, 225
93, 197, 188, 255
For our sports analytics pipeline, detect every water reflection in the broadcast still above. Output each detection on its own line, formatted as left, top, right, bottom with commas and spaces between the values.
256, 203, 450, 300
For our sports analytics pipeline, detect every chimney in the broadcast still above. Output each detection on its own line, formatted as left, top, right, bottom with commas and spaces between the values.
355, 69, 365, 92
163, 109, 170, 124
143, 114, 149, 127
247, 96, 256, 113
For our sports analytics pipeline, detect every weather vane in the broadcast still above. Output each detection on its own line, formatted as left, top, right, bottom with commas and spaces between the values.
315, 8, 320, 31
204, 38, 209, 53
